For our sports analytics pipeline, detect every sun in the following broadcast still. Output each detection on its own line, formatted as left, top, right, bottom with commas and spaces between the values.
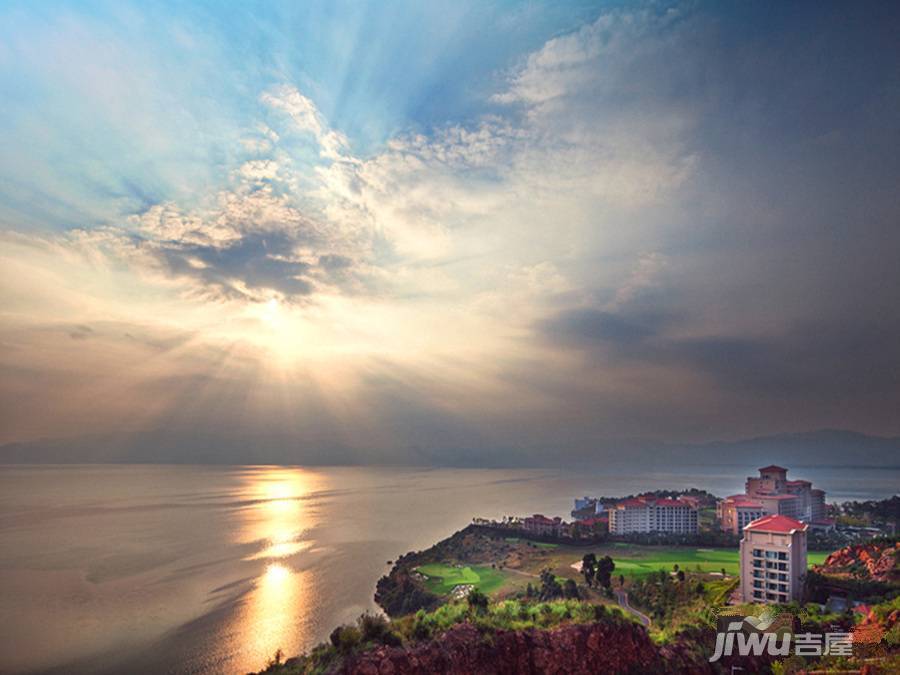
262, 298, 282, 327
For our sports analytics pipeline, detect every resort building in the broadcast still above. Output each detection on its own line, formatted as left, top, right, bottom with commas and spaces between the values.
740, 514, 808, 604
571, 496, 604, 521
719, 466, 827, 533
522, 514, 565, 537
718, 495, 766, 533
609, 496, 699, 535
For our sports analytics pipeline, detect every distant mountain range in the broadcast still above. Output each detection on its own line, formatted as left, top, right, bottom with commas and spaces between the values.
1, 428, 897, 468
680, 429, 900, 469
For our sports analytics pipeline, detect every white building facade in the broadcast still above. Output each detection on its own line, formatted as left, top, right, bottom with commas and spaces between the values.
609, 497, 698, 535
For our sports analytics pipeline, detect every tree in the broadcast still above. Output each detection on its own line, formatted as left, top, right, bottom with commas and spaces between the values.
619, 574, 625, 587
677, 570, 685, 582
539, 568, 564, 600
467, 588, 489, 613
596, 556, 615, 590
564, 578, 579, 599
673, 563, 679, 573
266, 648, 284, 668
581, 553, 597, 587
330, 625, 361, 654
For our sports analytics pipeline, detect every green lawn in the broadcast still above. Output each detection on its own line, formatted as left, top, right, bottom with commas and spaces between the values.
607, 545, 828, 577
417, 563, 507, 595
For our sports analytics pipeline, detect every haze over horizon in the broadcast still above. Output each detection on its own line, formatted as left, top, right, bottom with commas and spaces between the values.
2, 1, 899, 466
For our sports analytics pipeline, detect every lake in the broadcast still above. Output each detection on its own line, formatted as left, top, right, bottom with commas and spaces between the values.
0, 463, 896, 674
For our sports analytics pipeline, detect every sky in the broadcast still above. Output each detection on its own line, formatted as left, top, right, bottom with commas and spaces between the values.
1, 1, 899, 465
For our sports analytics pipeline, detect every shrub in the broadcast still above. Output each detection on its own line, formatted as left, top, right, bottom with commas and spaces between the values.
467, 588, 489, 612
358, 612, 395, 644
329, 625, 361, 653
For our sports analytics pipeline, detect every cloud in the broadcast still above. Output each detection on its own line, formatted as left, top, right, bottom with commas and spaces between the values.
2, 2, 900, 456
260, 85, 350, 160
541, 308, 663, 348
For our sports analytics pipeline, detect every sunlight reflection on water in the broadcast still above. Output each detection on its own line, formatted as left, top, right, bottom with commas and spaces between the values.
228, 468, 322, 667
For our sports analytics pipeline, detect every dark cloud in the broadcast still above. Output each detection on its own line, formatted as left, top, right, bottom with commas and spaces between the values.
540, 308, 665, 348
538, 304, 900, 410
156, 231, 315, 300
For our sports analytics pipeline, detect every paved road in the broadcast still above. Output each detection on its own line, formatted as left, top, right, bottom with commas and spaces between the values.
615, 590, 652, 627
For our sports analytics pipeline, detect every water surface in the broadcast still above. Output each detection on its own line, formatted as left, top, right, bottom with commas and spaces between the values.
0, 463, 895, 674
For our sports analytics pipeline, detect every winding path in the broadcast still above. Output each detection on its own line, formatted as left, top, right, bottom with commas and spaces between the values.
614, 590, 652, 627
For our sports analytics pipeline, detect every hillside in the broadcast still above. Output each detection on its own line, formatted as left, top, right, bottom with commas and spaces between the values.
254, 599, 761, 675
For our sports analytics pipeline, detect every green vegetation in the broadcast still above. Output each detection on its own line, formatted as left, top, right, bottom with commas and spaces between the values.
416, 563, 507, 595
629, 567, 737, 628
396, 596, 628, 640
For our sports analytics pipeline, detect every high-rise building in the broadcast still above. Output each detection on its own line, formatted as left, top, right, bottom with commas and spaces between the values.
740, 514, 808, 604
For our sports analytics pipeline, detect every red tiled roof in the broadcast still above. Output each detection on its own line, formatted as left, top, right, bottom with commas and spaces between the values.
744, 514, 807, 533
654, 498, 692, 507
733, 500, 763, 508
758, 494, 799, 500
617, 498, 648, 508
758, 465, 788, 472
786, 480, 811, 486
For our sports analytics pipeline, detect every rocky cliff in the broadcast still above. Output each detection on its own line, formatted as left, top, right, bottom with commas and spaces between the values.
818, 540, 899, 583
337, 620, 670, 674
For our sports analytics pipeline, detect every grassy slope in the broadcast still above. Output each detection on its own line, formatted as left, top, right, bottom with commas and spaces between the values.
605, 544, 829, 577
417, 563, 508, 594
